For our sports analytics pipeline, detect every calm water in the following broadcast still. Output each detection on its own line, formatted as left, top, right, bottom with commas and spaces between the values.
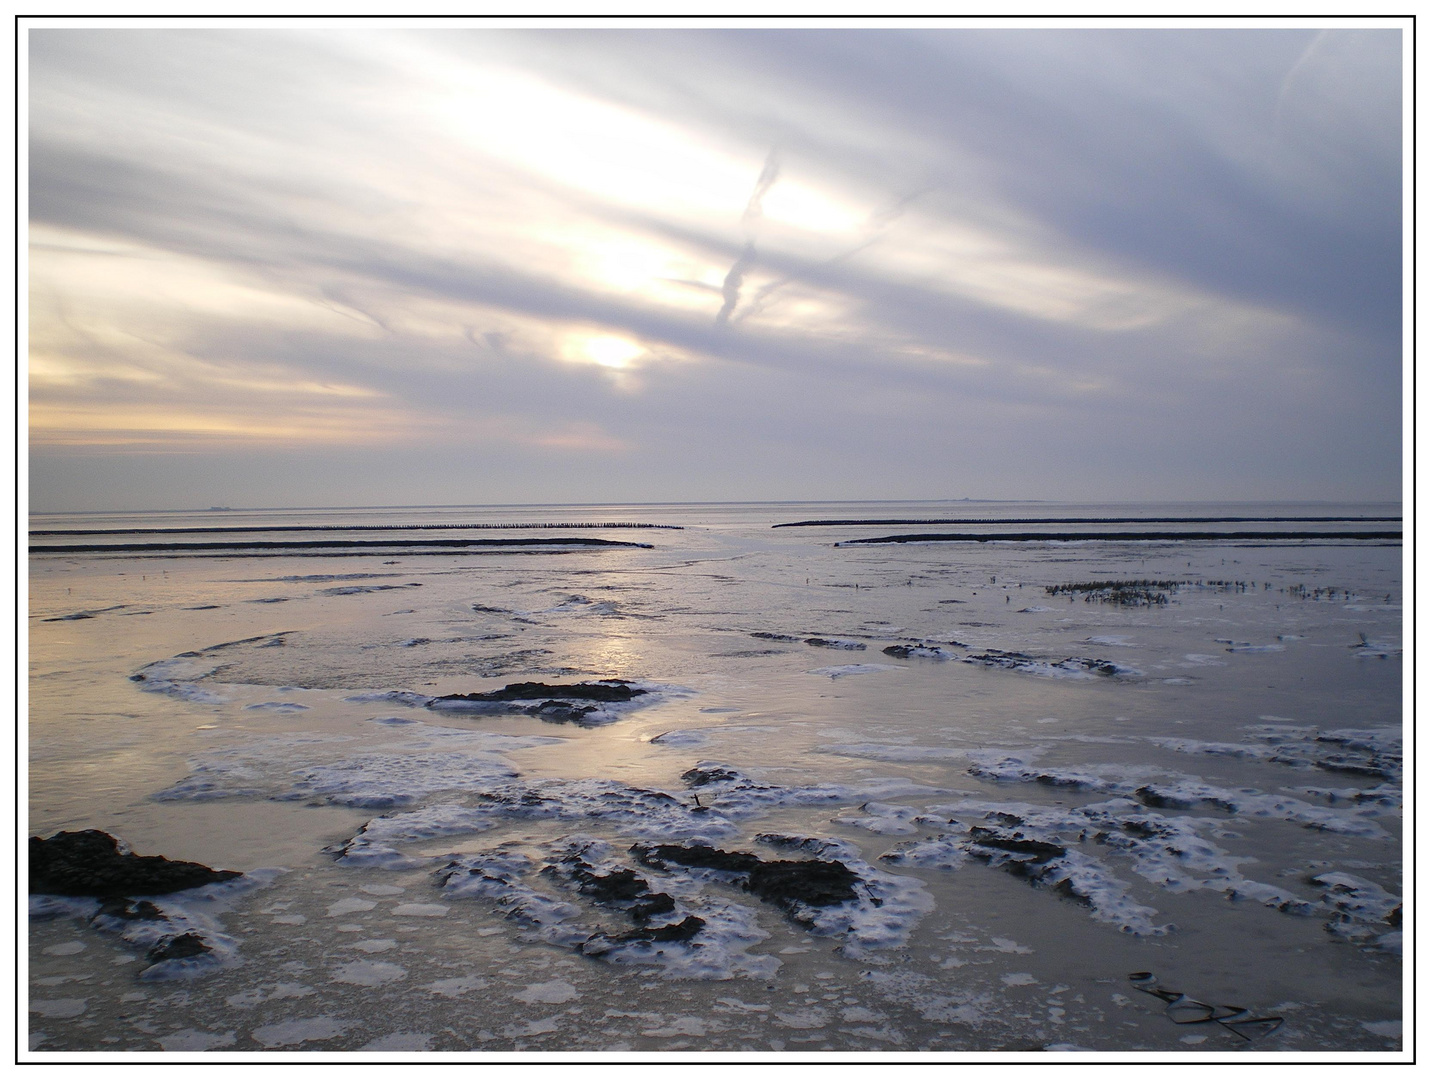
27, 501, 1404, 1055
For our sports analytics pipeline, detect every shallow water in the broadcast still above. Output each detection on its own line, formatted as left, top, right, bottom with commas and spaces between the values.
27, 501, 1404, 1054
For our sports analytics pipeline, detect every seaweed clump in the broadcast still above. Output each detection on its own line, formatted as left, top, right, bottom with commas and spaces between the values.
1045, 580, 1179, 606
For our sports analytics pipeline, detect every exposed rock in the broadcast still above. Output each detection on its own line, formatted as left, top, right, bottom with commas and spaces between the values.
434, 680, 647, 705
681, 765, 743, 788
579, 914, 706, 955
145, 932, 212, 964
573, 866, 650, 902
30, 831, 240, 897
631, 842, 860, 918
882, 644, 952, 659
746, 859, 860, 911
528, 701, 600, 724
542, 852, 681, 926
94, 898, 164, 922
634, 842, 762, 875
967, 827, 1067, 864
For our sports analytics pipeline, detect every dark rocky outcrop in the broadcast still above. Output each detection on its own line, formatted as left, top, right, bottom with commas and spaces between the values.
145, 932, 212, 964
631, 842, 860, 919
94, 897, 164, 922
435, 680, 647, 705
528, 701, 601, 724
543, 853, 681, 927
967, 827, 1067, 865
681, 765, 742, 788
429, 680, 651, 726
30, 830, 240, 897
579, 914, 706, 955
804, 638, 866, 650
746, 859, 860, 911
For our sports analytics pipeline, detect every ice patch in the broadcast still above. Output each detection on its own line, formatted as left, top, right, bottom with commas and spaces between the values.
888, 791, 1398, 940
225, 982, 313, 1008
360, 1032, 434, 1051
1352, 639, 1401, 659
331, 960, 406, 986
337, 781, 738, 865
129, 657, 230, 704
680, 762, 944, 822
834, 802, 963, 838
879, 835, 968, 869
649, 730, 708, 747
318, 583, 422, 596
809, 664, 903, 678
1144, 737, 1272, 760
326, 897, 376, 917
154, 726, 564, 808
391, 903, 448, 917
1361, 1020, 1402, 1039
288, 751, 522, 809
820, 744, 968, 764
423, 975, 487, 997
437, 839, 779, 980
775, 1008, 829, 1029
350, 938, 396, 952
514, 979, 577, 1004
250, 1016, 348, 1048
345, 690, 432, 708
157, 1028, 236, 1052
331, 806, 500, 868
30, 999, 86, 1018
37, 869, 283, 981
967, 749, 1104, 791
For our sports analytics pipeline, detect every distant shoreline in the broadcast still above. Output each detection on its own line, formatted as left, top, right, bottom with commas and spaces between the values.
28, 537, 655, 554
841, 530, 1402, 545
778, 516, 1401, 529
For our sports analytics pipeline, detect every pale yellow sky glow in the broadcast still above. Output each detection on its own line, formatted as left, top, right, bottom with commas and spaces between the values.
27, 25, 1401, 506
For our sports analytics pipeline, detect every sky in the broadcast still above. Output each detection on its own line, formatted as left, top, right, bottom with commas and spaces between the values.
26, 22, 1405, 511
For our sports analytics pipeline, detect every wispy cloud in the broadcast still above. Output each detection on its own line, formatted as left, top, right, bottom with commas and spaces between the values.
26, 25, 1402, 508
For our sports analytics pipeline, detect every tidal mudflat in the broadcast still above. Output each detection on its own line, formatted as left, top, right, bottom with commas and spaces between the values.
27, 501, 1403, 1055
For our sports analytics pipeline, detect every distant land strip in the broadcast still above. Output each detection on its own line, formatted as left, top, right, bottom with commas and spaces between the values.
776, 516, 1401, 528
29, 537, 655, 554
839, 530, 1402, 546
29, 522, 681, 536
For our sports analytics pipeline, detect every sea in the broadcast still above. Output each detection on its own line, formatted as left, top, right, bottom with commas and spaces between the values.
26, 500, 1405, 1056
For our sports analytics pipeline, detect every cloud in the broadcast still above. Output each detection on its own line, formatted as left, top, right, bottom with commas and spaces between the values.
25, 25, 1403, 507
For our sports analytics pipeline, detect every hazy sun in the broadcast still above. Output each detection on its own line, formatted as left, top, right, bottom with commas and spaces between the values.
579, 334, 645, 370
